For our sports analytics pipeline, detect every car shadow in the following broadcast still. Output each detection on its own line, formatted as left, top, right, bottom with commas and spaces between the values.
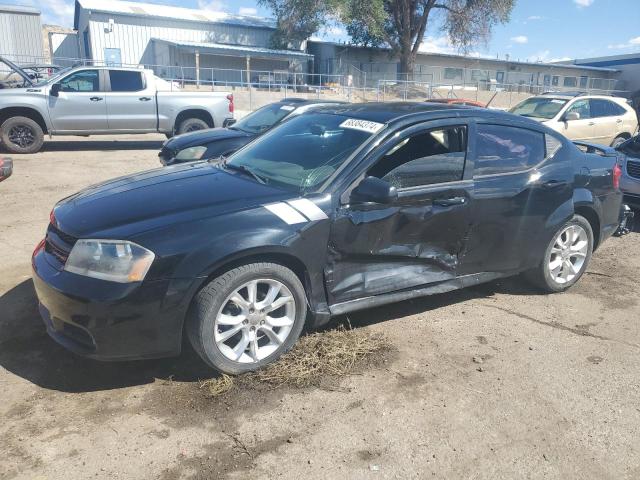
0, 140, 164, 154
0, 279, 214, 393
40, 140, 164, 152
0, 275, 538, 394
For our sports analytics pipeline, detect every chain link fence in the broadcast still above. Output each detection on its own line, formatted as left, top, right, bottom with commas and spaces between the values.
1, 53, 630, 114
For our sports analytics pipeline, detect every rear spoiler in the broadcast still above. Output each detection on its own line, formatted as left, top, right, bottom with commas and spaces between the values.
572, 141, 618, 157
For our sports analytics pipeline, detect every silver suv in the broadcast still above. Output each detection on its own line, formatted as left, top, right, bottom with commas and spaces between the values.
510, 93, 638, 147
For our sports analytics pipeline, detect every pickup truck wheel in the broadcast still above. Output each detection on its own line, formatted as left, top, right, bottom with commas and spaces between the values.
187, 262, 307, 374
176, 118, 209, 135
1, 116, 44, 154
525, 215, 593, 293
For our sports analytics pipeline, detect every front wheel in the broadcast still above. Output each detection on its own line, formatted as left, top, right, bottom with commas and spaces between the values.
525, 215, 593, 293
186, 263, 307, 374
0, 116, 44, 154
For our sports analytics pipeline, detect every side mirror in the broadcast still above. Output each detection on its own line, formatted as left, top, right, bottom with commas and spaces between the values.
350, 176, 398, 204
50, 83, 61, 97
564, 111, 580, 121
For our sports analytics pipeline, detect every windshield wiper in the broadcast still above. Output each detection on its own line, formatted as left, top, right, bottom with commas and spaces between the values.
221, 160, 267, 184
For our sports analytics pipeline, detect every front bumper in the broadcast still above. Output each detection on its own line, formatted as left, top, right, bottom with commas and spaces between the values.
32, 248, 190, 361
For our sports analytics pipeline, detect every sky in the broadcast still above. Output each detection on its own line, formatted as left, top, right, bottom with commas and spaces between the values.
5, 0, 640, 61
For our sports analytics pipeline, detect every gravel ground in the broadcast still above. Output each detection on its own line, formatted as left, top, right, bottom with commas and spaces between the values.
1, 135, 639, 480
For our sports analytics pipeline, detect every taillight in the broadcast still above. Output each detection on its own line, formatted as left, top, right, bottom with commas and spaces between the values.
613, 163, 622, 189
32, 238, 45, 262
227, 94, 234, 114
49, 208, 56, 226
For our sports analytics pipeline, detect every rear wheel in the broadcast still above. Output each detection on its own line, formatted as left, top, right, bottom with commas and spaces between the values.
176, 117, 209, 135
525, 215, 593, 293
611, 135, 628, 148
0, 116, 44, 154
186, 262, 307, 374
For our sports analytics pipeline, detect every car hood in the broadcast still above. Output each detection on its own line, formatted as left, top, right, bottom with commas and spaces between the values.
165, 127, 252, 151
53, 162, 290, 239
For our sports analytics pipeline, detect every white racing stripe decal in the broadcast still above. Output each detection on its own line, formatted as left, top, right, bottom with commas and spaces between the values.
264, 202, 307, 225
287, 199, 328, 221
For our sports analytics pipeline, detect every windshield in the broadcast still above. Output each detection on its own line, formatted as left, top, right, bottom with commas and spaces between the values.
510, 97, 568, 119
35, 66, 72, 86
226, 113, 380, 193
232, 103, 296, 135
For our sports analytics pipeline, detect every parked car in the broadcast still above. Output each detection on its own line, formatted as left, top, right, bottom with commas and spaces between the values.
0, 65, 234, 154
0, 157, 12, 182
159, 99, 344, 166
426, 98, 486, 107
0, 56, 35, 89
509, 92, 638, 147
615, 134, 640, 209
21, 64, 65, 82
32, 102, 624, 374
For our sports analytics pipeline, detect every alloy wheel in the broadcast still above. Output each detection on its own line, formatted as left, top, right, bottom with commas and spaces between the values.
8, 124, 35, 148
214, 278, 296, 363
548, 224, 589, 284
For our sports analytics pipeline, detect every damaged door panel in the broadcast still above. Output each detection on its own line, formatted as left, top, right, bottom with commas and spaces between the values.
326, 123, 473, 305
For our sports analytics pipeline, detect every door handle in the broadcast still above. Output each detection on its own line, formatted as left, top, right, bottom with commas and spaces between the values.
139, 97, 152, 101
588, 122, 595, 126
89, 96, 103, 101
616, 119, 623, 123
433, 197, 467, 207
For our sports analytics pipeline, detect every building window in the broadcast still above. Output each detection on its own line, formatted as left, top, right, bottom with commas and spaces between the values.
552, 76, 559, 86
579, 76, 588, 88
444, 68, 463, 81
563, 77, 577, 88
471, 69, 489, 82
543, 75, 551, 86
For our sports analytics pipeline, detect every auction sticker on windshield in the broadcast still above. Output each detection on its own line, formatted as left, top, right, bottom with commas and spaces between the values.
339, 118, 384, 133
280, 105, 296, 111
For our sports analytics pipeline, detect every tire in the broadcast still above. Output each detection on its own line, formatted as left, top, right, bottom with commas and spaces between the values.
611, 135, 628, 148
176, 117, 209, 135
0, 116, 44, 154
525, 214, 593, 293
186, 262, 307, 374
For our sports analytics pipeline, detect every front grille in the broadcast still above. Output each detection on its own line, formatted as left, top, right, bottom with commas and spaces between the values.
44, 223, 76, 266
627, 160, 640, 179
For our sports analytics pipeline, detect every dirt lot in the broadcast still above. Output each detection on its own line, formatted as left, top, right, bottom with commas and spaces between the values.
1, 135, 639, 480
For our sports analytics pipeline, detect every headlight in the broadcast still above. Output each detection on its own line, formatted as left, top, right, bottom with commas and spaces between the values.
64, 239, 155, 283
175, 146, 207, 161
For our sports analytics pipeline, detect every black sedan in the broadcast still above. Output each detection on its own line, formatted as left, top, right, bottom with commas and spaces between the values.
158, 98, 344, 166
33, 103, 624, 374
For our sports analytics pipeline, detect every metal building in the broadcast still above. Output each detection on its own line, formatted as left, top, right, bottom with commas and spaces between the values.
0, 4, 43, 62
73, 0, 313, 84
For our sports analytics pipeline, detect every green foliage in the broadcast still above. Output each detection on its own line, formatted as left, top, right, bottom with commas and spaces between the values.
259, 0, 516, 73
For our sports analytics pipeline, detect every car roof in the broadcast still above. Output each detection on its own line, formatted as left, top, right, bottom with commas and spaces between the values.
276, 98, 346, 107
307, 101, 478, 123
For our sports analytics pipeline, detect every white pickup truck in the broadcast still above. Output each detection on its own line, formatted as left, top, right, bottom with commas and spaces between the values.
0, 61, 234, 154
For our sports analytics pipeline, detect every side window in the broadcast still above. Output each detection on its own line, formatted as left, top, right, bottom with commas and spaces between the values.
367, 126, 467, 189
109, 70, 144, 92
565, 99, 591, 119
475, 124, 545, 176
59, 70, 99, 92
591, 99, 626, 117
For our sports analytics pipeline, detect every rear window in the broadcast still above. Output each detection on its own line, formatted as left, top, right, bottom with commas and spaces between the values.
475, 124, 546, 176
109, 70, 144, 92
509, 97, 568, 120
590, 99, 627, 118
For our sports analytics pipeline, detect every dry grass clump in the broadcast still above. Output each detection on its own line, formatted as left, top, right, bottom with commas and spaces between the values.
199, 373, 234, 397
252, 327, 388, 388
197, 327, 389, 397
